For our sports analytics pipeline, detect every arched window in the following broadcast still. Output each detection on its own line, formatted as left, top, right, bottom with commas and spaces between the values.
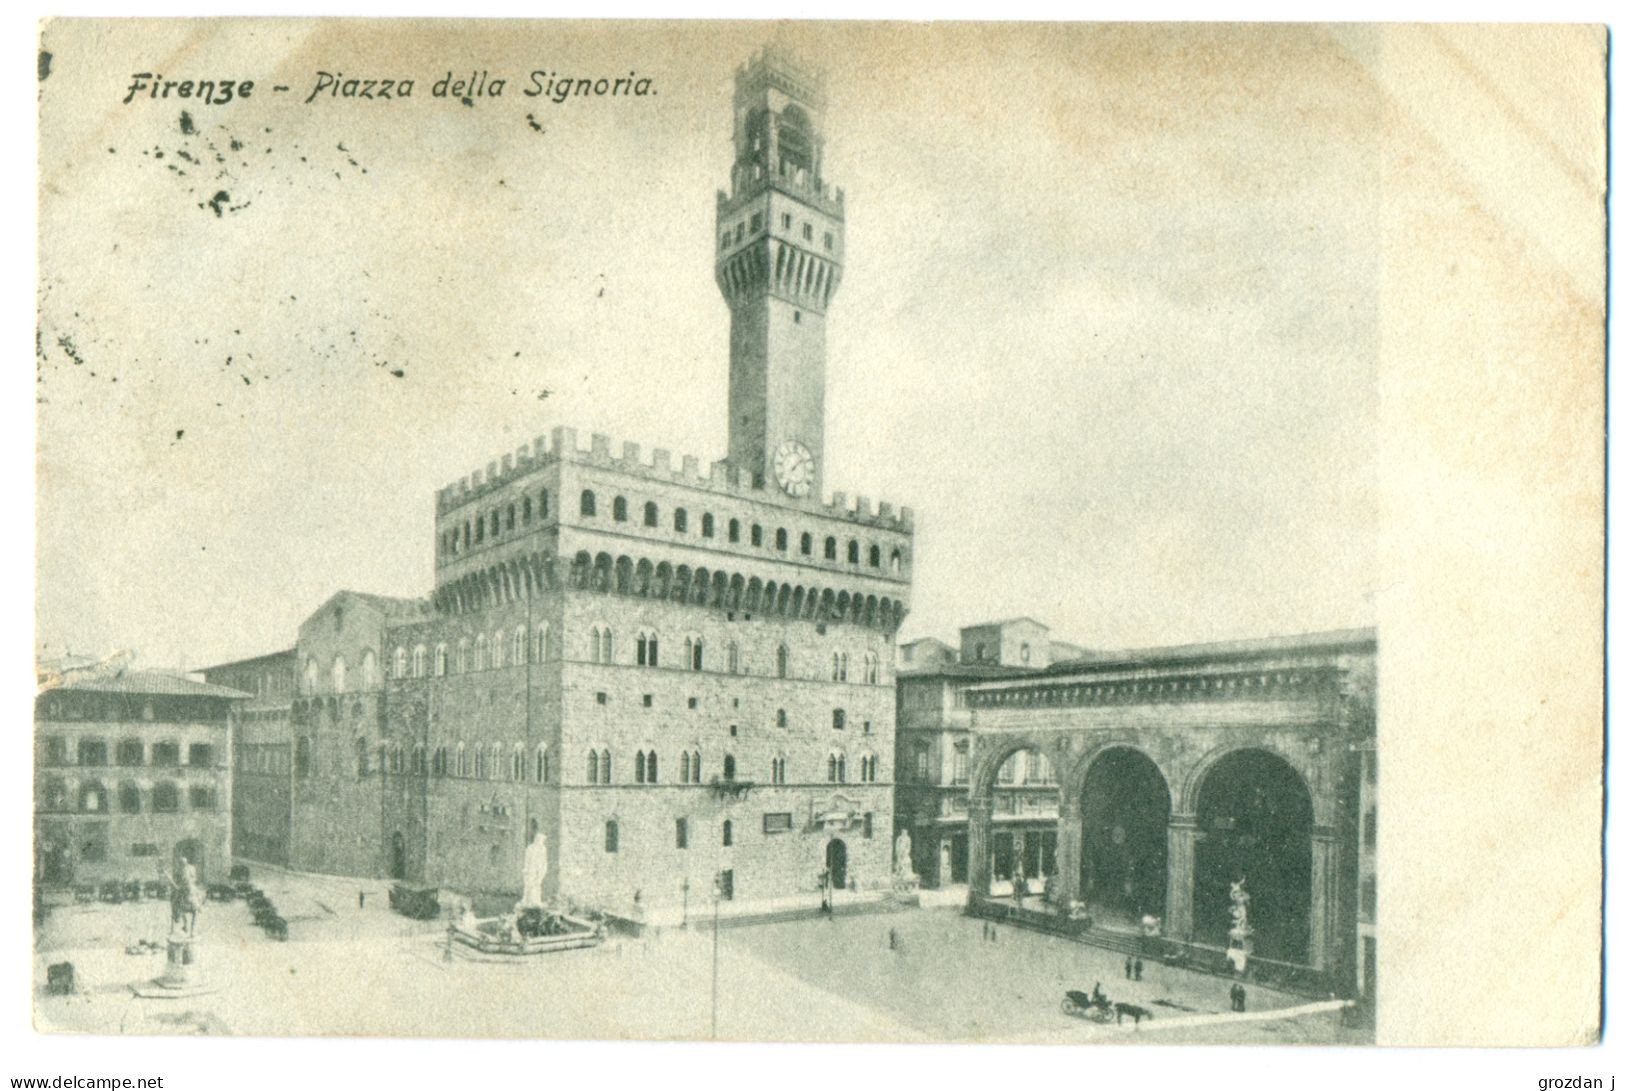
296, 737, 311, 776
848, 539, 860, 564
776, 645, 789, 678
603, 628, 614, 663
832, 652, 842, 681
522, 495, 532, 524
727, 642, 740, 673
751, 524, 764, 547
869, 544, 881, 567
775, 528, 788, 551
475, 634, 488, 670
681, 751, 691, 784
728, 518, 741, 543
687, 637, 704, 671
152, 781, 179, 813
776, 708, 788, 729
536, 623, 549, 662
118, 781, 141, 813
723, 754, 737, 781
455, 639, 468, 674
636, 630, 659, 667
540, 489, 550, 518
332, 656, 347, 693
601, 751, 612, 783
604, 820, 619, 853
890, 548, 903, 574
434, 644, 448, 676
864, 653, 878, 684
702, 513, 715, 538
537, 745, 548, 783
580, 490, 597, 517
613, 496, 628, 522
833, 709, 846, 731
511, 627, 526, 666
797, 532, 811, 555
643, 501, 659, 527
361, 649, 377, 689
116, 738, 143, 766
475, 747, 486, 779
824, 536, 837, 561
636, 751, 647, 784
491, 633, 506, 670
392, 647, 407, 679
433, 747, 447, 776
692, 751, 701, 783
722, 819, 733, 847
356, 737, 370, 776
412, 645, 427, 678
674, 508, 688, 533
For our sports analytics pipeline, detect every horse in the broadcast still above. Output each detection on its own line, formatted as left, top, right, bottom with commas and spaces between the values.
1114, 1001, 1154, 1025
168, 863, 202, 936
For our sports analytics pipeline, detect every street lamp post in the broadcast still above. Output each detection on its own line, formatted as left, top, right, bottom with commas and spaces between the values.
710, 873, 722, 1039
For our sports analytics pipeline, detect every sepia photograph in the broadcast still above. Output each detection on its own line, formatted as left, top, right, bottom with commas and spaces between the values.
27, 15, 1603, 1063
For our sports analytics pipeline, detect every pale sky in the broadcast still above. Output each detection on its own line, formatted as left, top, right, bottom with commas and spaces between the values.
37, 20, 1379, 669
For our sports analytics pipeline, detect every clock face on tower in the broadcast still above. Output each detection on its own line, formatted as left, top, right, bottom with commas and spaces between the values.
773, 441, 816, 498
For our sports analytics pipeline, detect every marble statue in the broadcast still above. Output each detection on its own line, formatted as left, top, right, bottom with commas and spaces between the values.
893, 828, 914, 878
520, 831, 549, 909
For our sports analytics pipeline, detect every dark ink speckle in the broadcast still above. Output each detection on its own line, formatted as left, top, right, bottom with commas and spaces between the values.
207, 191, 231, 217
179, 111, 195, 136
38, 51, 51, 82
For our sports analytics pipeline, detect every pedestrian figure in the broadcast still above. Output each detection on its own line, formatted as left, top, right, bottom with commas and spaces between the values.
982, 921, 989, 942
358, 890, 366, 909
888, 927, 898, 951
1125, 956, 1134, 979
990, 925, 997, 942
1235, 984, 1246, 1013
1133, 957, 1143, 981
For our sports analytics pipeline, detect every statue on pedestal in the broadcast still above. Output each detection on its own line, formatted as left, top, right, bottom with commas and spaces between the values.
891, 828, 919, 894
134, 857, 214, 997
1226, 876, 1254, 974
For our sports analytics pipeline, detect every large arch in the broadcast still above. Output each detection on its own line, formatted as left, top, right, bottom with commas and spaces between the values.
1190, 747, 1315, 964
965, 735, 1067, 897
1075, 746, 1172, 925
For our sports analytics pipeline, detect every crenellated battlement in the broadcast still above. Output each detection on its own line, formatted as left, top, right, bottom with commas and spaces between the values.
437, 425, 914, 533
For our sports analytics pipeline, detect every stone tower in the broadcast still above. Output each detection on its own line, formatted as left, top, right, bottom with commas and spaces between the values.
715, 47, 844, 500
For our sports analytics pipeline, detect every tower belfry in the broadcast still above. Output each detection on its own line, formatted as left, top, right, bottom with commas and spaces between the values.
716, 46, 844, 500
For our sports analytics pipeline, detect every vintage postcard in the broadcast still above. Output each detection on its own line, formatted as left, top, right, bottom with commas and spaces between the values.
31, 19, 1604, 1054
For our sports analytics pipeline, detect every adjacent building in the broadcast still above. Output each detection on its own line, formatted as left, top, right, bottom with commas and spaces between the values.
200, 649, 296, 867
33, 671, 247, 887
896, 620, 1377, 994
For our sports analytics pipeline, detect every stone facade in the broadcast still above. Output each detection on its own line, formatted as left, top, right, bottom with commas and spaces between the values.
33, 672, 246, 887
206, 47, 912, 920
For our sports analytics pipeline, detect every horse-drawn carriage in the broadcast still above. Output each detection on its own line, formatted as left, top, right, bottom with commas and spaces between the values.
1061, 988, 1154, 1025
